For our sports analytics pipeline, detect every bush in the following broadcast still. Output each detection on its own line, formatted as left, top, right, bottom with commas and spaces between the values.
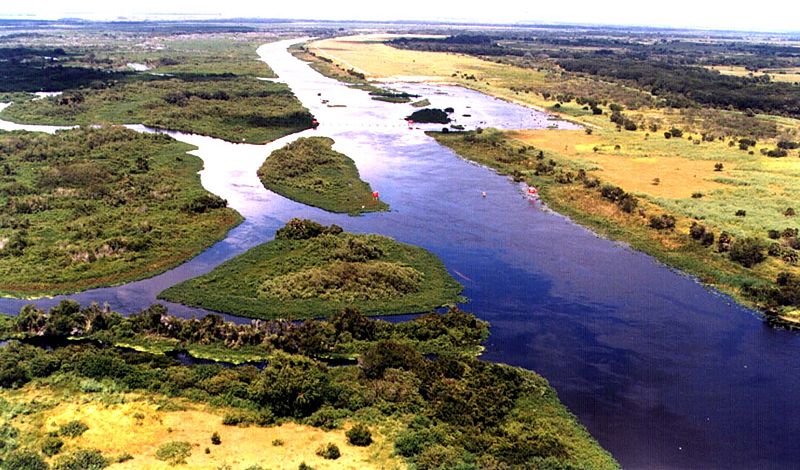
729, 237, 766, 268
2, 450, 49, 470
689, 222, 706, 240
714, 163, 724, 171
649, 214, 676, 230
52, 449, 108, 470
274, 219, 342, 240
735, 210, 747, 217
58, 420, 89, 438
768, 229, 781, 239
42, 436, 64, 457
346, 423, 373, 446
786, 208, 796, 217
701, 231, 715, 247
717, 232, 732, 252
183, 194, 227, 214
211, 432, 221, 445
272, 439, 284, 446
406, 109, 450, 124
669, 128, 683, 138
315, 443, 340, 460
155, 441, 192, 465
692, 192, 703, 198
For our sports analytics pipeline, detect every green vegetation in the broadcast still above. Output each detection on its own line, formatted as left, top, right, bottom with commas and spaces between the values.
407, 108, 450, 124
1, 76, 313, 144
0, 126, 240, 295
159, 220, 461, 319
259, 137, 388, 214
0, 33, 313, 144
0, 300, 618, 469
155, 441, 192, 465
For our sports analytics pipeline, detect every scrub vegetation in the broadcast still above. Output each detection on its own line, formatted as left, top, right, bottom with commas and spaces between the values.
0, 32, 314, 143
159, 220, 462, 319
0, 126, 240, 295
0, 299, 617, 469
258, 137, 388, 214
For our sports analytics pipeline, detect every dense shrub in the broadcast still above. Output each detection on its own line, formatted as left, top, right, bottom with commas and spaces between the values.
211, 432, 221, 445
183, 194, 227, 214
3, 450, 49, 470
42, 436, 64, 457
346, 423, 373, 446
52, 449, 108, 470
155, 441, 192, 465
274, 219, 342, 240
729, 238, 766, 268
649, 214, 676, 230
58, 421, 89, 438
315, 443, 340, 460
689, 222, 706, 240
717, 232, 733, 252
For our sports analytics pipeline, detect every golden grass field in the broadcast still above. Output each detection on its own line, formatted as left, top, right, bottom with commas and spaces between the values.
705, 65, 800, 84
4, 385, 403, 470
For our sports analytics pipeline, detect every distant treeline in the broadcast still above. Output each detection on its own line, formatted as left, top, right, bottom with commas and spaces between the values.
558, 56, 800, 116
0, 47, 127, 92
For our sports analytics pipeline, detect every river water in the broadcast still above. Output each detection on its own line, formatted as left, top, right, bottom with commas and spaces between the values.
1, 39, 799, 469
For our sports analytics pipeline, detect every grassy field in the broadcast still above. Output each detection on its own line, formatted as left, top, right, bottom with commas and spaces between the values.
0, 385, 403, 470
258, 137, 389, 214
0, 126, 241, 295
159, 220, 462, 319
705, 65, 800, 84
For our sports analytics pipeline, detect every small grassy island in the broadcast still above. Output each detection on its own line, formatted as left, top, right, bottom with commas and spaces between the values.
0, 301, 618, 469
258, 137, 388, 214
159, 219, 462, 319
0, 126, 240, 295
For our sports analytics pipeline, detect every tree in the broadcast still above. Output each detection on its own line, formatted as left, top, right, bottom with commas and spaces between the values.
248, 353, 328, 417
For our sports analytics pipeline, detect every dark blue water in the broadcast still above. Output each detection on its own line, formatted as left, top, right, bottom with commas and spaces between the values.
1, 39, 798, 469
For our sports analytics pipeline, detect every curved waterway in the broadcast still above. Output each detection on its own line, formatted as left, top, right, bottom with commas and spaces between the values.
1, 39, 799, 468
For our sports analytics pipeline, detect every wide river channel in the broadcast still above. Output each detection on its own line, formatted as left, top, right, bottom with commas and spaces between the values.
1, 39, 799, 469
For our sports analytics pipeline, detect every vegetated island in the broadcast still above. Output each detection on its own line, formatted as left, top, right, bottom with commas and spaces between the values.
0, 38, 314, 144
407, 108, 451, 124
0, 301, 618, 469
0, 126, 240, 296
258, 136, 388, 215
159, 219, 462, 319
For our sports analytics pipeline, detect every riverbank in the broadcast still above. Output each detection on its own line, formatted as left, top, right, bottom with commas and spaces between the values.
307, 35, 800, 325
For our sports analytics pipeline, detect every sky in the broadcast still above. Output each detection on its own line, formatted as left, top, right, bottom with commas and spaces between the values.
0, 0, 798, 33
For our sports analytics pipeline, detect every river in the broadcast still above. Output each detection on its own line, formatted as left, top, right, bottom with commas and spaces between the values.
1, 38, 799, 469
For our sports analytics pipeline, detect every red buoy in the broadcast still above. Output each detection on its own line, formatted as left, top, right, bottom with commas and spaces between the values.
527, 186, 538, 196
311, 119, 319, 129
372, 191, 380, 200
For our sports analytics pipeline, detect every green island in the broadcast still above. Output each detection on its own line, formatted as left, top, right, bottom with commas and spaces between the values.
0, 126, 240, 296
0, 35, 314, 144
159, 219, 462, 319
258, 136, 389, 214
0, 301, 618, 469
